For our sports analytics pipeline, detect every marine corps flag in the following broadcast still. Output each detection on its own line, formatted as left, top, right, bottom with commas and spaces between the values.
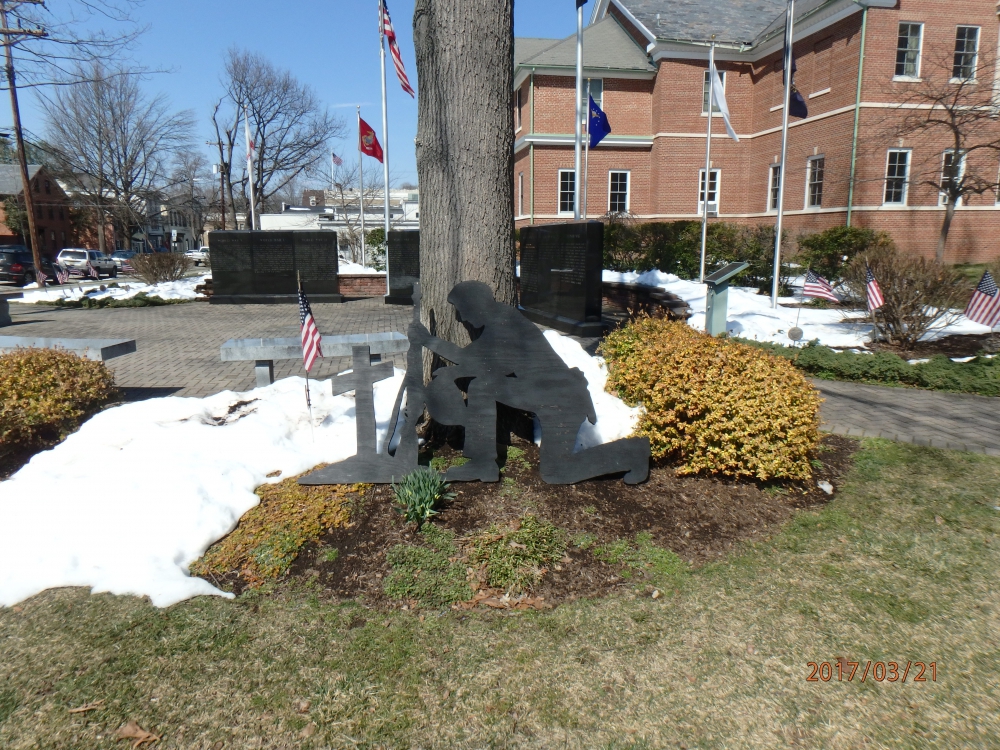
359, 117, 384, 163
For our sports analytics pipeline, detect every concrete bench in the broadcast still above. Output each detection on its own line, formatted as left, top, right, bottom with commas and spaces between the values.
0, 336, 137, 361
220, 331, 409, 387
0, 291, 23, 327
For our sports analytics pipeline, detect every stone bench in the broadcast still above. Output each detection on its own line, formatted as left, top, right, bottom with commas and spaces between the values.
220, 331, 409, 387
0, 336, 137, 361
0, 291, 23, 326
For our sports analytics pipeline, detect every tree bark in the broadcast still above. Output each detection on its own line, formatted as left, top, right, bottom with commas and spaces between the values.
936, 197, 957, 263
412, 0, 516, 363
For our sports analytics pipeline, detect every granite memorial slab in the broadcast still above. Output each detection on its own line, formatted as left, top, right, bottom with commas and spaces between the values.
208, 230, 342, 304
519, 221, 603, 336
0, 336, 136, 361
385, 230, 420, 305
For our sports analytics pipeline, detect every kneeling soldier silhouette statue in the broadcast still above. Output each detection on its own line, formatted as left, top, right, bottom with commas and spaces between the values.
301, 281, 649, 486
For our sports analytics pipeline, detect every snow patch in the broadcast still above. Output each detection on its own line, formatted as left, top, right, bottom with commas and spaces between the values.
13, 274, 210, 305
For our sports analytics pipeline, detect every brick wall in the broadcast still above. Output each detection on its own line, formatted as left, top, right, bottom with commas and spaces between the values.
338, 274, 386, 298
515, 1, 1000, 263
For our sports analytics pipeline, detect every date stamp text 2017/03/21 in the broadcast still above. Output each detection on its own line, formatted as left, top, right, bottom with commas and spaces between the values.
807, 661, 937, 683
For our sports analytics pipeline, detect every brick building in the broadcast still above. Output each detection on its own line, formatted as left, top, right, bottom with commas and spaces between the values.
0, 165, 75, 257
514, 0, 1000, 263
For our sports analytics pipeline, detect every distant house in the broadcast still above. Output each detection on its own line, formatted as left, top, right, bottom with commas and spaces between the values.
0, 164, 75, 258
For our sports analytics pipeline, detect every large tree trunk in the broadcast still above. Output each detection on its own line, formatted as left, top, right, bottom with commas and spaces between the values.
412, 0, 516, 360
936, 197, 957, 263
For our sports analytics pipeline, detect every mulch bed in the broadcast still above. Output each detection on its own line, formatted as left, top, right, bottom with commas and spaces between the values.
870, 332, 999, 360
263, 433, 858, 610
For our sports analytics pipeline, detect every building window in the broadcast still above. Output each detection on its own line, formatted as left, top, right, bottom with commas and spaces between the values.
768, 164, 781, 211
953, 26, 979, 80
698, 168, 719, 212
518, 171, 524, 215
702, 70, 725, 113
806, 157, 825, 208
44, 180, 50, 194
48, 207, 54, 219
579, 78, 603, 126
940, 150, 966, 206
609, 171, 629, 213
884, 149, 910, 204
59, 208, 64, 220
558, 169, 575, 214
895, 23, 923, 78
515, 88, 523, 131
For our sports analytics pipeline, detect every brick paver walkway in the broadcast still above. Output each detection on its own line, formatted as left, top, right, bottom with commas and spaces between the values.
7, 297, 412, 398
7, 297, 998, 455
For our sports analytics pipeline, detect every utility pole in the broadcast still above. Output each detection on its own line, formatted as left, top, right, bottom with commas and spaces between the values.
0, 0, 46, 283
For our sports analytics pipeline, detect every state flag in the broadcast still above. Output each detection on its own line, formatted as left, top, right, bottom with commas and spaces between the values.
359, 117, 384, 163
588, 95, 611, 148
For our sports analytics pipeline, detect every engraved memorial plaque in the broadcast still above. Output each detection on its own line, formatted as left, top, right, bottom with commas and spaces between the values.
385, 230, 420, 305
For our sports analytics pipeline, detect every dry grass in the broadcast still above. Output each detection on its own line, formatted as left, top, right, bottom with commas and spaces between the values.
1, 439, 999, 748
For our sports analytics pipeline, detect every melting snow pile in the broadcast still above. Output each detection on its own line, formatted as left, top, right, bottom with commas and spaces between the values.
14, 274, 211, 305
337, 261, 385, 275
603, 270, 995, 348
0, 332, 638, 609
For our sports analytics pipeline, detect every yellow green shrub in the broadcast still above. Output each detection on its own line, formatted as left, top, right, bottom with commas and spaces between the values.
0, 347, 117, 458
191, 473, 361, 586
600, 318, 820, 480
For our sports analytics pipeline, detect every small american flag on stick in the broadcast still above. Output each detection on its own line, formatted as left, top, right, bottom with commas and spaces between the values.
298, 280, 323, 372
87, 261, 99, 280
964, 270, 1000, 328
380, 0, 415, 97
866, 266, 884, 311
56, 265, 69, 285
802, 270, 839, 303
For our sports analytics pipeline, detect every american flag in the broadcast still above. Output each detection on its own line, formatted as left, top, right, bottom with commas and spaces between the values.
802, 269, 839, 303
866, 266, 884, 311
380, 0, 415, 97
298, 285, 323, 372
122, 259, 133, 273
332, 151, 343, 167
35, 267, 47, 286
87, 261, 99, 280
56, 265, 69, 284
965, 270, 1000, 328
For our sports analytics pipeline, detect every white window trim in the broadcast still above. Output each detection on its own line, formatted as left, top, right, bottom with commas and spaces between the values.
701, 69, 726, 117
883, 148, 911, 206
515, 88, 523, 133
805, 155, 825, 210
518, 171, 524, 216
767, 164, 781, 213
940, 149, 966, 207
894, 21, 924, 81
608, 170, 631, 213
697, 168, 720, 213
557, 169, 575, 216
951, 25, 980, 83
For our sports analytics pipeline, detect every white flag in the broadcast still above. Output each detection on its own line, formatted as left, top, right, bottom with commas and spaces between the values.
711, 62, 739, 142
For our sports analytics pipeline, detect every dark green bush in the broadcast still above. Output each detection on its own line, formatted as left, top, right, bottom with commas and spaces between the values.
796, 226, 894, 281
603, 219, 792, 292
746, 340, 1000, 396
45, 292, 188, 309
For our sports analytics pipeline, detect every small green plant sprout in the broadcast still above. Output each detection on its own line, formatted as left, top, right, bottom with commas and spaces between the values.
392, 468, 455, 527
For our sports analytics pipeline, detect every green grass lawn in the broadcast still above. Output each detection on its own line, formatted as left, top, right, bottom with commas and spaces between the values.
1, 439, 999, 748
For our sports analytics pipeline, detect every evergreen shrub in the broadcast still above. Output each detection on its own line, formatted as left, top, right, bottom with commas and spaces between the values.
0, 348, 117, 459
795, 226, 892, 280
600, 318, 821, 480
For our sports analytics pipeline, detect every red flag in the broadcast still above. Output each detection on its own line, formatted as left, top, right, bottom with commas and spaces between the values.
359, 117, 384, 163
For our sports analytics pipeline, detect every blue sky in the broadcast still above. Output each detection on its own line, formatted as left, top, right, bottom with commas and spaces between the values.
19, 0, 588, 187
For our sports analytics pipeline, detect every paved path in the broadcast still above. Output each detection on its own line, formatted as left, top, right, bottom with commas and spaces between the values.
815, 379, 1000, 456
5, 296, 999, 455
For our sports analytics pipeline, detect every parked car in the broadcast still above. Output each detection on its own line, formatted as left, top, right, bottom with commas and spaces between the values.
111, 250, 137, 271
184, 247, 210, 266
0, 246, 67, 286
56, 248, 118, 279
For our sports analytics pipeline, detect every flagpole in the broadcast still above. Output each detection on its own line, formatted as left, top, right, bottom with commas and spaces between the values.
244, 106, 257, 231
772, 0, 795, 308
583, 79, 591, 218
573, 1, 584, 220
379, 0, 392, 288
699, 38, 716, 284
358, 105, 366, 267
